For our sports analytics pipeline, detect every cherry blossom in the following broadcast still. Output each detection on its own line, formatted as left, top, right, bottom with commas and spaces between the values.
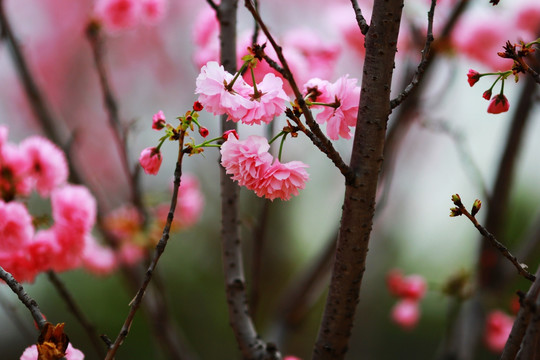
484, 310, 513, 353
391, 299, 420, 330
51, 185, 97, 235
20, 343, 84, 360
82, 235, 118, 275
241, 73, 290, 125
140, 0, 168, 25
152, 110, 166, 130
254, 160, 309, 201
95, 0, 140, 32
139, 146, 163, 175
0, 200, 34, 252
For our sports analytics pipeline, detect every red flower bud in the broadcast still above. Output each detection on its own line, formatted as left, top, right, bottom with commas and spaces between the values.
222, 129, 239, 140
467, 69, 480, 87
487, 94, 510, 114
199, 126, 209, 138
483, 90, 492, 100
193, 101, 204, 111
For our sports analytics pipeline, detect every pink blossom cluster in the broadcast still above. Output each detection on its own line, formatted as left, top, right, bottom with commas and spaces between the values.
195, 62, 289, 125
304, 76, 361, 140
20, 343, 84, 360
484, 310, 514, 353
386, 269, 427, 330
0, 127, 117, 282
220, 134, 309, 201
94, 0, 168, 32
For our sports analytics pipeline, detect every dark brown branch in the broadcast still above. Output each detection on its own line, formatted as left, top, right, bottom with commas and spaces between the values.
206, 0, 219, 12
104, 138, 185, 360
501, 266, 540, 360
218, 1, 279, 359
85, 23, 146, 218
390, 0, 436, 109
47, 271, 106, 358
451, 195, 535, 282
244, 0, 355, 185
249, 199, 270, 318
250, 0, 260, 47
0, 266, 46, 330
313, 0, 404, 357
350, 0, 369, 35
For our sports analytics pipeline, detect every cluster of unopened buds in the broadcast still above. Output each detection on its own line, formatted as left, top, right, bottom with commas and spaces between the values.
386, 269, 427, 330
467, 37, 540, 114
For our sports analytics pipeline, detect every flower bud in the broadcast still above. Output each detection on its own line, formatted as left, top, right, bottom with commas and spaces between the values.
467, 69, 480, 87
222, 129, 239, 140
471, 199, 482, 217
199, 127, 209, 138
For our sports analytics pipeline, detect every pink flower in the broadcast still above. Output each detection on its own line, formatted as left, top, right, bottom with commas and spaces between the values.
220, 135, 273, 188
195, 61, 254, 122
103, 205, 144, 242
51, 185, 97, 235
254, 160, 309, 201
487, 94, 510, 114
484, 310, 513, 353
467, 69, 480, 87
20, 343, 84, 360
20, 136, 68, 197
242, 73, 289, 125
95, 0, 140, 32
82, 235, 118, 275
220, 135, 309, 201
27, 229, 60, 272
314, 76, 360, 140
283, 357, 302, 360
192, 7, 220, 69
140, 0, 167, 25
0, 143, 33, 199
152, 110, 166, 130
139, 147, 163, 175
0, 200, 34, 252
391, 299, 420, 330
117, 242, 145, 266
386, 269, 427, 300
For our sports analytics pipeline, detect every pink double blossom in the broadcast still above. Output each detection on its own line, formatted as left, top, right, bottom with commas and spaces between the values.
306, 75, 360, 140
20, 136, 68, 197
220, 135, 309, 201
242, 73, 290, 125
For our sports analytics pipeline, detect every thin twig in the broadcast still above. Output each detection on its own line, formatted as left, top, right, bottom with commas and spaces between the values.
0, 266, 46, 330
450, 195, 535, 282
350, 0, 369, 35
104, 136, 186, 360
250, 0, 260, 47
47, 271, 106, 358
390, 0, 436, 109
244, 0, 355, 185
206, 0, 219, 12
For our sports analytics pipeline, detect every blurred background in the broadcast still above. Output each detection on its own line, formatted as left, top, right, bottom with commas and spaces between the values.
1, 0, 540, 358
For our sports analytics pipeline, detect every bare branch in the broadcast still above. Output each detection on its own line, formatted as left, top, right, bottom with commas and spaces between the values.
104, 138, 186, 360
350, 0, 369, 35
390, 0, 436, 109
0, 266, 46, 330
450, 195, 535, 282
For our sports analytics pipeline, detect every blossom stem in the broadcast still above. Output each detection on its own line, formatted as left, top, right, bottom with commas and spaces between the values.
278, 133, 288, 161
226, 60, 250, 91
250, 66, 259, 95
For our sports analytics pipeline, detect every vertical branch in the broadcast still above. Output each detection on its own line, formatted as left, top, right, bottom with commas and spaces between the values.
0, 266, 46, 330
104, 138, 185, 360
217, 1, 279, 359
312, 0, 404, 358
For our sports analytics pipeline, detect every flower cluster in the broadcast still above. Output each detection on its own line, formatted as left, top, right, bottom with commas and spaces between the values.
220, 134, 309, 201
386, 269, 427, 330
467, 69, 510, 114
94, 0, 168, 32
195, 61, 289, 125
0, 126, 117, 282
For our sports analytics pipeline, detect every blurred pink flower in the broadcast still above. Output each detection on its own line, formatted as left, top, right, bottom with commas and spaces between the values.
51, 185, 97, 235
140, 0, 167, 25
0, 143, 33, 199
484, 310, 513, 353
487, 94, 510, 114
117, 242, 146, 266
20, 343, 84, 360
152, 110, 166, 130
195, 61, 254, 122
175, 174, 204, 228
82, 235, 118, 275
20, 136, 68, 197
139, 147, 163, 175
192, 6, 220, 69
95, 0, 140, 32
26, 229, 59, 273
386, 269, 427, 300
515, 3, 540, 35
0, 200, 34, 252
242, 73, 290, 125
0, 125, 7, 147
391, 299, 420, 330
254, 159, 309, 201
103, 205, 144, 242
314, 75, 360, 140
